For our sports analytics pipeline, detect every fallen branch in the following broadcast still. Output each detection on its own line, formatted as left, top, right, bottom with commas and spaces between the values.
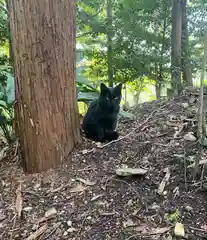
25, 224, 47, 240
189, 226, 207, 232
101, 103, 168, 148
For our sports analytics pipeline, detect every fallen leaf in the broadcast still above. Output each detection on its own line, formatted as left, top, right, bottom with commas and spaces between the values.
173, 123, 186, 138
75, 177, 96, 186
134, 224, 149, 234
181, 103, 189, 108
49, 183, 70, 193
134, 224, 170, 235
23, 206, 33, 212
150, 227, 170, 235
165, 234, 173, 240
116, 167, 147, 177
184, 132, 196, 142
188, 159, 207, 168
123, 219, 136, 228
157, 168, 170, 195
44, 207, 57, 218
82, 149, 88, 154
189, 96, 196, 103
174, 222, 185, 237
173, 186, 180, 198
185, 205, 193, 212
15, 183, 23, 219
69, 184, 88, 193
91, 194, 103, 201
96, 142, 102, 147
67, 227, 77, 233
63, 231, 68, 236
25, 224, 47, 240
67, 220, 72, 227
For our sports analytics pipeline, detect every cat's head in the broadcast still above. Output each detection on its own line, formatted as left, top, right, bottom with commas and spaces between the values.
98, 83, 122, 112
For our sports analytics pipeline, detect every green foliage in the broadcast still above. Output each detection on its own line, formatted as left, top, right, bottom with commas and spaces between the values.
0, 0, 205, 143
0, 0, 14, 143
76, 0, 172, 90
77, 0, 207, 102
0, 98, 14, 143
0, 69, 15, 143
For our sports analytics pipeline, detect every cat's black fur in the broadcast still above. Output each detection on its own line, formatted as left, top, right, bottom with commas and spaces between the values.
82, 83, 122, 142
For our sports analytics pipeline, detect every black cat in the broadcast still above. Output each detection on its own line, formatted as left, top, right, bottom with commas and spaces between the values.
82, 83, 122, 142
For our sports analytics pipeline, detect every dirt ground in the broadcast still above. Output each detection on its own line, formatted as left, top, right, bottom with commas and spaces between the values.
1, 88, 207, 240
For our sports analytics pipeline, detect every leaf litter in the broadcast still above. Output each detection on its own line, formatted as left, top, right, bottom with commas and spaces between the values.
0, 87, 207, 239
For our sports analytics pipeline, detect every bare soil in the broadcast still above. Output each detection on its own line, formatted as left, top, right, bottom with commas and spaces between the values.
1, 89, 207, 240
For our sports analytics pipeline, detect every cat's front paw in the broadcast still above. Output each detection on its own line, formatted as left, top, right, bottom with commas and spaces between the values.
111, 131, 119, 140
106, 131, 119, 141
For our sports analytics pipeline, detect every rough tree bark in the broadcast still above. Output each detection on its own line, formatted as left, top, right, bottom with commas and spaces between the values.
171, 0, 182, 95
181, 0, 193, 86
9, 0, 81, 173
106, 0, 113, 87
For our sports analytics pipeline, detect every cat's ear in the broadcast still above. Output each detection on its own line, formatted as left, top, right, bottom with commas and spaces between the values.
114, 83, 122, 94
100, 83, 108, 94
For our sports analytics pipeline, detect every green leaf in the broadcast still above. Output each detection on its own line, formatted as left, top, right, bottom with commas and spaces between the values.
6, 73, 14, 104
78, 91, 99, 102
76, 74, 94, 87
119, 109, 135, 119
0, 99, 7, 107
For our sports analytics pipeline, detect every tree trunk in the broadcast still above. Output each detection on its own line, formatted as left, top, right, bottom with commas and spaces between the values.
171, 0, 182, 95
134, 77, 144, 105
9, 0, 81, 173
157, 0, 168, 100
106, 0, 113, 87
155, 82, 161, 99
181, 0, 193, 86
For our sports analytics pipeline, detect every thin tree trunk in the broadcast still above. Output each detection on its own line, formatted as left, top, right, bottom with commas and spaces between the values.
135, 77, 144, 105
9, 0, 81, 173
157, 0, 168, 100
5, 0, 13, 66
171, 0, 182, 95
155, 82, 161, 99
124, 83, 127, 103
106, 0, 113, 87
181, 0, 193, 86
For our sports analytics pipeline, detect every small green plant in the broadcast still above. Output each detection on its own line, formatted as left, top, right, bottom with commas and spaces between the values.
166, 209, 181, 223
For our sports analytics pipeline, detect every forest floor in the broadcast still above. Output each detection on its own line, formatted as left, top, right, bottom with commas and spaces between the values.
1, 88, 207, 240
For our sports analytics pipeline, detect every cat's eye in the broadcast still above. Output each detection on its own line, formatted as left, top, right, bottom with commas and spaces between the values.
112, 96, 118, 100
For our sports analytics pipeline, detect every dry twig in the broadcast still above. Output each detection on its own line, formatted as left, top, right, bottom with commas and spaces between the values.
25, 224, 48, 240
